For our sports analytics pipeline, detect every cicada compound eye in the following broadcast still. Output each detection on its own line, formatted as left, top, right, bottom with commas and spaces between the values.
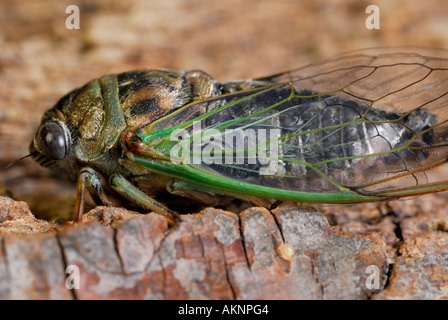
37, 121, 70, 160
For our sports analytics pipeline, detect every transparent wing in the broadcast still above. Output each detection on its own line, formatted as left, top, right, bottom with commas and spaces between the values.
136, 48, 448, 199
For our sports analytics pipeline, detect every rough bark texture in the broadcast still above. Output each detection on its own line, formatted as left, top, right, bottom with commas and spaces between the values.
2, 195, 448, 300
0, 198, 392, 299
1, 0, 448, 300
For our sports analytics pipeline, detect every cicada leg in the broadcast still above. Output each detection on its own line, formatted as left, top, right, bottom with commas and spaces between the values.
73, 167, 122, 222
167, 179, 275, 209
109, 174, 178, 223
166, 179, 233, 207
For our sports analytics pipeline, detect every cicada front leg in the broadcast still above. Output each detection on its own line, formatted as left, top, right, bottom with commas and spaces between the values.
73, 167, 122, 222
74, 167, 178, 223
114, 130, 178, 223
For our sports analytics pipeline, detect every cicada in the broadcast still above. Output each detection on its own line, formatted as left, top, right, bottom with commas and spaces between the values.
29, 48, 448, 222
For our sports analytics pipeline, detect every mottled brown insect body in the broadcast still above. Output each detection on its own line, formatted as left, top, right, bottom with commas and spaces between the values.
30, 48, 448, 222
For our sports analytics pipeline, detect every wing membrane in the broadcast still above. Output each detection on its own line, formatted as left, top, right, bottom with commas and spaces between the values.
136, 48, 448, 201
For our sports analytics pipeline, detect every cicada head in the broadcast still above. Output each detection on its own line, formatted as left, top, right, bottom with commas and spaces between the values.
31, 70, 136, 182
30, 89, 84, 182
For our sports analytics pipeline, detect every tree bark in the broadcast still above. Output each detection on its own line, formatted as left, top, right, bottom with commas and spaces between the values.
2, 195, 448, 299
0, 198, 389, 299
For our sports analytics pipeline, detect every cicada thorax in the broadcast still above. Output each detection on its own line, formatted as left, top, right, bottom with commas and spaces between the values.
117, 69, 267, 133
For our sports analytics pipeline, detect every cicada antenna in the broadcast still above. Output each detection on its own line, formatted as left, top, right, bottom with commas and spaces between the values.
2, 153, 36, 171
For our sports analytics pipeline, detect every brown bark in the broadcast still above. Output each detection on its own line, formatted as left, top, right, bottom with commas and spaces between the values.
2, 195, 448, 299
0, 198, 390, 299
